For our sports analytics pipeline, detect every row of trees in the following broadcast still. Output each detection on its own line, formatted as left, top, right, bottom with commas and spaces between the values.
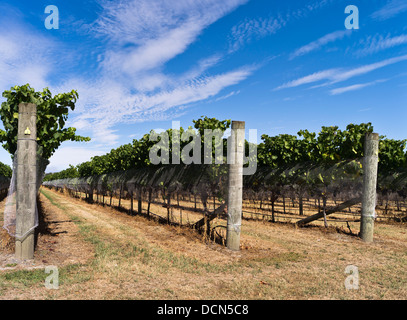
256, 123, 407, 219
0, 84, 405, 219
42, 119, 407, 224
258, 123, 406, 172
45, 121, 407, 182
0, 83, 402, 231
44, 116, 233, 180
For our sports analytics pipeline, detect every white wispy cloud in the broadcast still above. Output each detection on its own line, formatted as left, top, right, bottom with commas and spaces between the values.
103, 20, 207, 75
331, 55, 407, 84
355, 33, 407, 56
229, 0, 335, 52
67, 66, 255, 143
0, 25, 52, 92
95, 0, 247, 76
290, 30, 351, 59
67, 65, 254, 129
371, 0, 407, 20
289, 0, 333, 19
330, 79, 388, 95
275, 69, 340, 90
214, 90, 241, 102
275, 54, 407, 90
94, 0, 247, 45
330, 83, 368, 95
229, 16, 286, 52
0, 5, 82, 96
57, 0, 253, 146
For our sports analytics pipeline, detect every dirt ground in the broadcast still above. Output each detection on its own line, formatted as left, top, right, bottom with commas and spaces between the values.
0, 191, 94, 272
1, 187, 406, 300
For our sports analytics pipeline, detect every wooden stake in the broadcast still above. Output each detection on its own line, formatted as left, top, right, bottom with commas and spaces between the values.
360, 132, 379, 242
15, 103, 37, 260
226, 121, 245, 251
138, 188, 142, 214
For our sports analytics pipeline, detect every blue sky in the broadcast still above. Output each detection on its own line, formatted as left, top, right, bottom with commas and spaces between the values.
0, 0, 406, 172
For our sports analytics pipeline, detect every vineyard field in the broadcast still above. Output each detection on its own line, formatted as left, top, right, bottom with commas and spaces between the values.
46, 186, 407, 233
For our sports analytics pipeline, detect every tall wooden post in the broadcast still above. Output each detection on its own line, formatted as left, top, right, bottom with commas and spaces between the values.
226, 121, 245, 251
360, 132, 379, 242
15, 103, 37, 260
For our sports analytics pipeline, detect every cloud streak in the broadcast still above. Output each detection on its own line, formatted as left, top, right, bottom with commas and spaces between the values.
0, 24, 53, 92
229, 16, 286, 52
228, 0, 335, 52
371, 0, 407, 20
290, 30, 351, 59
330, 79, 388, 95
355, 33, 407, 56
62, 0, 253, 145
67, 66, 255, 146
96, 0, 247, 76
275, 54, 407, 90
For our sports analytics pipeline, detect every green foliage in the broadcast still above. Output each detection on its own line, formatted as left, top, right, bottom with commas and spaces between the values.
0, 84, 90, 160
259, 122, 376, 168
258, 134, 307, 168
193, 116, 231, 165
43, 165, 78, 181
378, 137, 407, 172
192, 116, 231, 137
340, 123, 374, 159
46, 117, 232, 179
0, 161, 12, 178
256, 122, 407, 196
45, 119, 407, 196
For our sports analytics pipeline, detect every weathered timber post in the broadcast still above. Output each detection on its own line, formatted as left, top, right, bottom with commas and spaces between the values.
15, 103, 37, 260
226, 121, 245, 251
138, 188, 142, 215
360, 132, 379, 242
147, 188, 152, 217
130, 190, 134, 215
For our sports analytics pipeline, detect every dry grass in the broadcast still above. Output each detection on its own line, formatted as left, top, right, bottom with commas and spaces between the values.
1, 187, 406, 300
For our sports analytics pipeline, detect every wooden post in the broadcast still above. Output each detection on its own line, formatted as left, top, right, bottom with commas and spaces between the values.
360, 132, 379, 242
15, 103, 37, 260
138, 188, 142, 215
147, 188, 152, 217
226, 121, 245, 251
130, 191, 134, 215
118, 187, 122, 208
167, 193, 171, 224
